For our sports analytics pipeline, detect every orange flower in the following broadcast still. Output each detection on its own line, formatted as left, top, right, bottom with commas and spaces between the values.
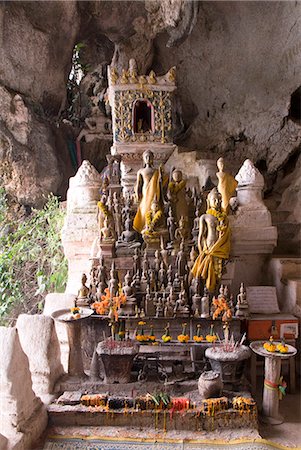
193, 335, 204, 343
177, 334, 189, 343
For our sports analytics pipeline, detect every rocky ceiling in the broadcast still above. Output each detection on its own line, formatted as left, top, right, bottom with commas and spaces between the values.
0, 0, 300, 209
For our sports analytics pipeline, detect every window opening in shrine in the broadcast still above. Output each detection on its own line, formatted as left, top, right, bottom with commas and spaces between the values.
133, 99, 154, 133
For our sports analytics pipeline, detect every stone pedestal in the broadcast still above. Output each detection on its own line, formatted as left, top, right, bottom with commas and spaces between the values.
0, 327, 47, 449
205, 345, 251, 389
95, 340, 139, 383
223, 160, 277, 293
62, 160, 101, 294
250, 341, 297, 424
99, 240, 116, 258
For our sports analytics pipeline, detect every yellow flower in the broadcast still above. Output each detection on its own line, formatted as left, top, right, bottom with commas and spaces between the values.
177, 334, 189, 343
148, 335, 156, 341
206, 335, 217, 343
162, 335, 171, 343
193, 335, 204, 343
70, 307, 80, 314
277, 343, 288, 353
138, 321, 146, 326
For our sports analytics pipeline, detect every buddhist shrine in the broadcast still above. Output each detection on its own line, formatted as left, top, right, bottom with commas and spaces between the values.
0, 2, 300, 450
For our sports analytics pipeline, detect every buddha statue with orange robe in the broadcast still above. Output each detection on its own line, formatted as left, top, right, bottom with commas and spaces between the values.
191, 188, 230, 292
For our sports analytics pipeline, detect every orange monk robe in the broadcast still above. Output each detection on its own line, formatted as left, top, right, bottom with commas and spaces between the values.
133, 170, 168, 234
217, 173, 238, 213
191, 223, 231, 293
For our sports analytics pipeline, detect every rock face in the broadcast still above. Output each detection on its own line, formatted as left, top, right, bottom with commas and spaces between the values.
16, 314, 65, 402
0, 0, 300, 233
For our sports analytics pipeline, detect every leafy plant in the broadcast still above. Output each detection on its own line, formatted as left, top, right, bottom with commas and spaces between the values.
66, 42, 91, 126
0, 191, 67, 325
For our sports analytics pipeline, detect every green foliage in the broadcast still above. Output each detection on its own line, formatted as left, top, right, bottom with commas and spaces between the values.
0, 191, 67, 325
66, 42, 91, 126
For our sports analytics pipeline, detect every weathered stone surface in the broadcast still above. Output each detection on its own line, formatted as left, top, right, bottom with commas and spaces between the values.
0, 86, 70, 206
0, 434, 8, 450
0, 1, 79, 112
0, 327, 47, 449
153, 2, 301, 172
16, 314, 65, 401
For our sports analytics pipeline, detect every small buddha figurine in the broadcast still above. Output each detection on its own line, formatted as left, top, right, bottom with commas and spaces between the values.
97, 194, 108, 229
117, 215, 140, 248
167, 169, 188, 225
113, 201, 123, 238
78, 273, 90, 299
133, 248, 141, 275
122, 271, 137, 316
167, 264, 173, 283
107, 192, 114, 212
188, 246, 198, 272
169, 286, 177, 308
173, 272, 181, 292
160, 236, 169, 268
218, 285, 225, 300
142, 199, 164, 237
149, 269, 156, 291
89, 267, 98, 298
192, 278, 202, 317
145, 285, 155, 316
142, 250, 149, 273
158, 261, 167, 289
108, 262, 119, 297
167, 207, 176, 245
154, 250, 161, 273
200, 287, 210, 318
216, 157, 238, 213
100, 215, 115, 242
122, 271, 134, 298
175, 240, 187, 278
235, 282, 249, 318
174, 216, 189, 244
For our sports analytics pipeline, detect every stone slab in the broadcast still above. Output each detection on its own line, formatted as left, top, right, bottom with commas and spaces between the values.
48, 404, 257, 432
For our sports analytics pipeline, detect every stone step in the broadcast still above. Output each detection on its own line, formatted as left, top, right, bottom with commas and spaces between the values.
47, 397, 257, 432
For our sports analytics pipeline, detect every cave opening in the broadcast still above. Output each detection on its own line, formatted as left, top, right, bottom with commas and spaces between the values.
289, 86, 301, 124
133, 99, 154, 133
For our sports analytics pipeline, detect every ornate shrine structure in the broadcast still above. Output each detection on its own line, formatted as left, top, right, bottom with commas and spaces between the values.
107, 59, 177, 192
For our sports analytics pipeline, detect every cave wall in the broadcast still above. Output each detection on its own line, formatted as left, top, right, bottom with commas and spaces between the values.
0, 1, 300, 215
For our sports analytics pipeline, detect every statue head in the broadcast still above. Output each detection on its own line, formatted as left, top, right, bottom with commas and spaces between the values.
143, 149, 154, 167
172, 169, 183, 183
207, 187, 221, 210
151, 199, 159, 214
217, 157, 224, 172
81, 273, 87, 284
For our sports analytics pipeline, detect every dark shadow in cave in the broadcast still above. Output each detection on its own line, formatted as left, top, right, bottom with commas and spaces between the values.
289, 86, 301, 124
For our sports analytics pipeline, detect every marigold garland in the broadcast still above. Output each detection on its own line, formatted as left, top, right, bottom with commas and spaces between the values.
168, 180, 186, 194
97, 201, 109, 217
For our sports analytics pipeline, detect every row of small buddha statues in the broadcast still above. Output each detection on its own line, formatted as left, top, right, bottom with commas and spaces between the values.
97, 150, 238, 293
77, 248, 249, 320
